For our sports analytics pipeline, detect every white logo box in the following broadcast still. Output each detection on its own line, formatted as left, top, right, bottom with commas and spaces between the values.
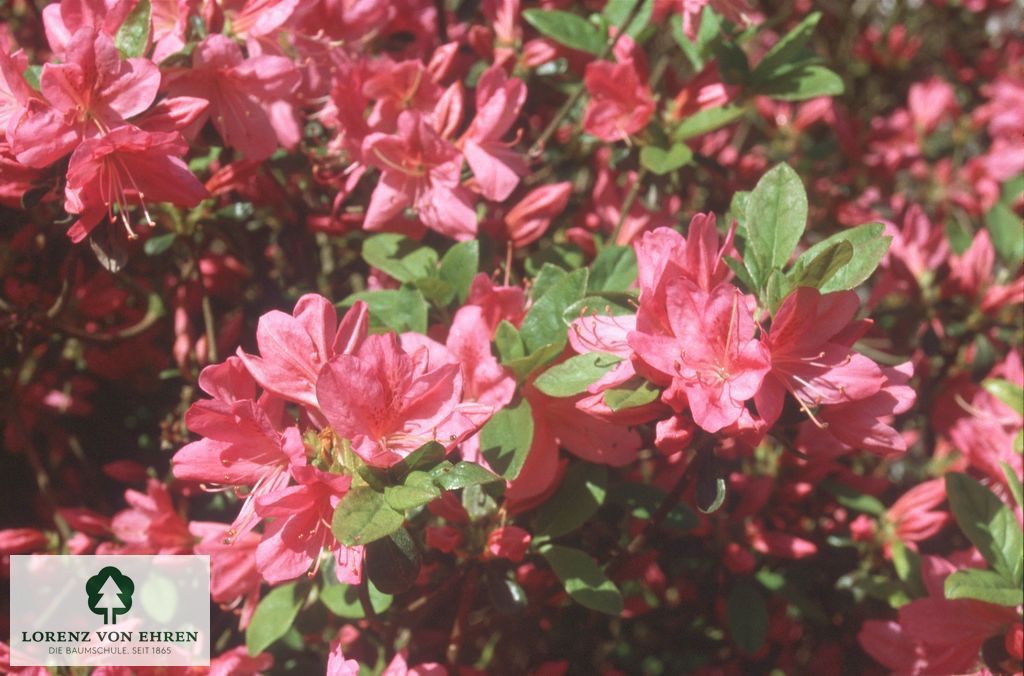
9, 555, 210, 667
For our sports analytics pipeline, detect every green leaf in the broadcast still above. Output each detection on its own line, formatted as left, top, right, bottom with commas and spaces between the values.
983, 379, 1024, 414
342, 288, 428, 334
985, 201, 1024, 266
519, 268, 588, 354
541, 544, 623, 615
115, 0, 151, 58
438, 240, 479, 304
789, 240, 853, 290
672, 104, 745, 142
430, 461, 502, 491
495, 320, 526, 363
821, 480, 885, 516
945, 472, 1023, 585
639, 143, 693, 175
724, 256, 756, 292
384, 480, 441, 511
889, 540, 925, 598
1000, 461, 1023, 510
501, 342, 565, 381
523, 9, 604, 54
611, 483, 698, 531
143, 232, 176, 256
480, 397, 534, 480
361, 233, 438, 283
22, 65, 42, 91
588, 246, 638, 292
792, 222, 891, 293
531, 262, 569, 300
727, 580, 768, 654
603, 381, 660, 411
602, 0, 654, 37
391, 441, 446, 479
462, 482, 500, 520
757, 65, 845, 101
752, 12, 821, 80
535, 463, 608, 538
944, 569, 1024, 606
534, 352, 623, 397
246, 581, 305, 655
365, 527, 421, 595
331, 487, 405, 547
745, 163, 808, 289
764, 268, 791, 314
320, 581, 392, 618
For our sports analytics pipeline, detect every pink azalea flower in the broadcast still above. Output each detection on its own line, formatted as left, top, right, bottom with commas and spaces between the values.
109, 479, 192, 553
327, 638, 360, 676
859, 554, 1018, 674
679, 0, 754, 41
816, 362, 916, 455
42, 0, 137, 57
151, 0, 198, 63
317, 332, 492, 468
361, 110, 477, 240
884, 479, 951, 554
164, 34, 300, 159
630, 281, 770, 433
254, 464, 355, 583
582, 57, 654, 143
755, 287, 885, 427
62, 125, 208, 242
485, 525, 532, 563
237, 296, 369, 412
504, 181, 572, 248
0, 45, 33, 137
190, 522, 262, 627
461, 65, 527, 202
10, 27, 161, 168
172, 357, 306, 541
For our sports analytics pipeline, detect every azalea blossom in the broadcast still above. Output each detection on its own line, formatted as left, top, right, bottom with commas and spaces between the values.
362, 110, 477, 240
317, 332, 492, 468
631, 280, 771, 433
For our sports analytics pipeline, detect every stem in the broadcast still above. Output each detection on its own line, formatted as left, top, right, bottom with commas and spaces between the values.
611, 167, 647, 244
201, 293, 218, 364
446, 565, 479, 667
528, 1, 647, 157
608, 432, 717, 574
358, 556, 377, 620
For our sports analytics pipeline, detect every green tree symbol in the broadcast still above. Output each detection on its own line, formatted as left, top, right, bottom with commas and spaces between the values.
86, 566, 135, 624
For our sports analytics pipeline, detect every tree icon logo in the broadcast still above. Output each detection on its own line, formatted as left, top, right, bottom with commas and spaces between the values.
86, 566, 135, 625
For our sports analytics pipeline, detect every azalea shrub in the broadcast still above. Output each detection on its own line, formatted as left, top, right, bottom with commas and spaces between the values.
1, 0, 1023, 673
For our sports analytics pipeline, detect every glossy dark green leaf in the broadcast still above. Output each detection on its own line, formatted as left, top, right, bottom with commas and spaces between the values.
946, 472, 1023, 585
727, 579, 768, 654
115, 0, 151, 58
542, 544, 623, 615
534, 463, 608, 538
246, 581, 305, 655
430, 461, 502, 491
639, 143, 693, 175
534, 352, 622, 398
745, 163, 807, 289
361, 233, 438, 283
523, 9, 604, 54
438, 239, 480, 303
365, 528, 421, 595
944, 569, 1024, 606
480, 397, 534, 480
331, 487, 405, 547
